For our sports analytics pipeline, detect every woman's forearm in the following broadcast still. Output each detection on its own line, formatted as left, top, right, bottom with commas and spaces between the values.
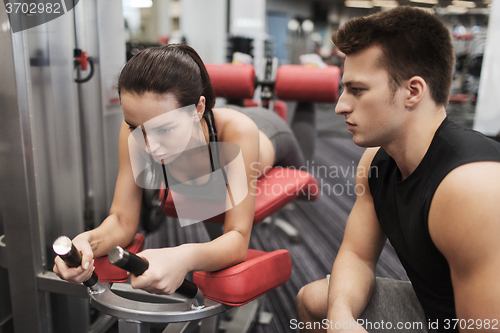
181, 229, 249, 273
82, 213, 139, 258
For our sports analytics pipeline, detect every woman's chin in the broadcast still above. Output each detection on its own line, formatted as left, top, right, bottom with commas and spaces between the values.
152, 153, 180, 164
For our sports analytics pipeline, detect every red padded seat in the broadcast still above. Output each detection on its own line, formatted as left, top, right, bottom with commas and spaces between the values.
448, 94, 476, 103
193, 249, 291, 306
205, 64, 255, 100
275, 65, 341, 103
273, 100, 288, 121
162, 168, 319, 225
93, 233, 145, 282
243, 99, 288, 121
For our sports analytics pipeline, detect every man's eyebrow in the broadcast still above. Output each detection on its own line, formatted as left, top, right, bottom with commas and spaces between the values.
342, 80, 366, 87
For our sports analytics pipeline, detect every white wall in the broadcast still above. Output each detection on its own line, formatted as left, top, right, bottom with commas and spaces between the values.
473, 0, 500, 136
180, 0, 227, 64
230, 0, 267, 71
156, 0, 172, 38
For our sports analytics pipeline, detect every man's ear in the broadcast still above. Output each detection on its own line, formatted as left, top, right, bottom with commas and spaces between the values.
404, 76, 426, 109
196, 96, 206, 120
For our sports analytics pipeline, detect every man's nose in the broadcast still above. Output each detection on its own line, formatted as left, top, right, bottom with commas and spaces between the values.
335, 92, 353, 116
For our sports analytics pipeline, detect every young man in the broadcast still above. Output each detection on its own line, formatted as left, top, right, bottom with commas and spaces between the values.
296, 6, 500, 333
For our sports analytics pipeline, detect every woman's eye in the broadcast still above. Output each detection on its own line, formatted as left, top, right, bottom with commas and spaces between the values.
157, 128, 171, 134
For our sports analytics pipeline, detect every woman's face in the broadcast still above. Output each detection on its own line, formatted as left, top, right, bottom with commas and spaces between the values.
121, 92, 205, 164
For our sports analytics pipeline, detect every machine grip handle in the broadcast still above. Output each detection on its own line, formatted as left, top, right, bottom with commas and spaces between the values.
108, 246, 149, 276
176, 279, 199, 299
108, 246, 200, 299
53, 236, 98, 288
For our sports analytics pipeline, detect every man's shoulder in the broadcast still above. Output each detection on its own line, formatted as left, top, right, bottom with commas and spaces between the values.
429, 161, 500, 272
430, 161, 500, 242
435, 161, 500, 195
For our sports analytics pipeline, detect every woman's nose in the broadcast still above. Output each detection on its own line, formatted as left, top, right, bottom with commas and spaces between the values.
145, 134, 161, 152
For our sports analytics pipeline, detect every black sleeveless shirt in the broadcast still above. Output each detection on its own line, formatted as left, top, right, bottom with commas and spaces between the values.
368, 118, 500, 330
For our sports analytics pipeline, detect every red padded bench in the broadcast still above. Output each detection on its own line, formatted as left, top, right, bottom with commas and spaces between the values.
94, 234, 292, 306
162, 168, 319, 225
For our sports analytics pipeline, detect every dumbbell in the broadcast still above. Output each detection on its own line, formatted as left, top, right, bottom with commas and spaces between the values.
108, 246, 204, 307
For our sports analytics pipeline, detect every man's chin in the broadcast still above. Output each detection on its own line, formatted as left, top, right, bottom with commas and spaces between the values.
351, 135, 367, 147
352, 136, 378, 149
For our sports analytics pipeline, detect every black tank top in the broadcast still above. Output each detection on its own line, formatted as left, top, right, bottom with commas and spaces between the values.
369, 118, 500, 331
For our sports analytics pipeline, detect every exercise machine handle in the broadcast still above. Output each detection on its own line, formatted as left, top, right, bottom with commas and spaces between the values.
108, 246, 201, 300
53, 236, 99, 288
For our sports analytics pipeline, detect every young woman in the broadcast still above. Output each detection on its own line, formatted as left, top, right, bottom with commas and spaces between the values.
53, 44, 306, 295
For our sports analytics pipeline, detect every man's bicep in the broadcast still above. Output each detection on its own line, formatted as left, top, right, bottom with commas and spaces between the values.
341, 148, 386, 265
451, 258, 500, 326
429, 162, 500, 323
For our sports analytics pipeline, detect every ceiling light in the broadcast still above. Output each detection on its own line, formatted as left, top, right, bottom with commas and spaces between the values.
288, 19, 300, 31
410, 0, 438, 4
345, 1, 374, 8
418, 7, 436, 13
129, 0, 153, 8
447, 5, 469, 13
451, 0, 476, 8
302, 20, 314, 33
373, 1, 399, 7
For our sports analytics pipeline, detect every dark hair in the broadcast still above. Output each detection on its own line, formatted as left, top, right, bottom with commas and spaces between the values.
331, 6, 454, 106
118, 44, 216, 112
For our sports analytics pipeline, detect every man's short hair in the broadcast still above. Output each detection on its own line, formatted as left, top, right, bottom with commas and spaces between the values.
332, 6, 454, 106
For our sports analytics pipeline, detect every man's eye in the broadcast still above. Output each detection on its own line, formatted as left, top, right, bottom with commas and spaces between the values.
351, 87, 363, 95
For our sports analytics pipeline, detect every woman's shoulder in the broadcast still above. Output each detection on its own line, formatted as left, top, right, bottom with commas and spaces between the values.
212, 107, 258, 142
213, 106, 251, 123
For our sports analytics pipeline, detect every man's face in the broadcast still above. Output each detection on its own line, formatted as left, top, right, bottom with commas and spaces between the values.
335, 45, 407, 148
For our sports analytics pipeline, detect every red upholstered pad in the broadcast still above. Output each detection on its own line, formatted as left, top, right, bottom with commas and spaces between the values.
448, 94, 476, 103
243, 99, 288, 121
275, 65, 341, 103
243, 99, 258, 108
273, 100, 288, 121
162, 168, 319, 225
205, 64, 255, 100
93, 233, 145, 283
253, 168, 319, 224
193, 249, 291, 306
